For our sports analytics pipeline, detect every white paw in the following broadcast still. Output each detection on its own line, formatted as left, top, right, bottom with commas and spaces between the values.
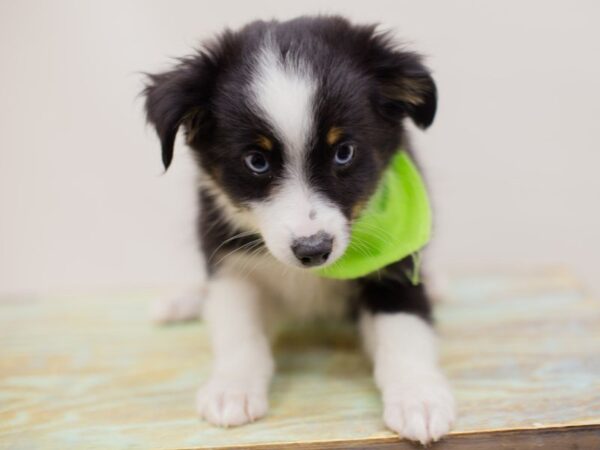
382, 376, 455, 444
151, 290, 205, 324
196, 378, 269, 427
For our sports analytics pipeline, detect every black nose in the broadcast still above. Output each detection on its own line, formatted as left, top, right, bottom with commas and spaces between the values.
292, 232, 334, 267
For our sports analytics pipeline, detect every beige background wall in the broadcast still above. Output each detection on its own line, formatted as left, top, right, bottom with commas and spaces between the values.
1, 0, 598, 296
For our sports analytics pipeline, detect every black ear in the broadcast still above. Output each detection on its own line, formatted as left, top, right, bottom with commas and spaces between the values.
143, 53, 217, 170
368, 33, 437, 128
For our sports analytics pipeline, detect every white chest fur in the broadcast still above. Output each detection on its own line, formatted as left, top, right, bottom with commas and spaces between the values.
219, 252, 355, 321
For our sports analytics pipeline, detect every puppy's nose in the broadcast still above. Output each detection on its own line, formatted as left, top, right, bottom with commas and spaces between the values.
292, 232, 333, 267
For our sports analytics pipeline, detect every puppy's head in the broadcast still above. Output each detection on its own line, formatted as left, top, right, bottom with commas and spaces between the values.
144, 16, 436, 269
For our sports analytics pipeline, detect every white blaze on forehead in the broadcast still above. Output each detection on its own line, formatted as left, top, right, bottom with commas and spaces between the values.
247, 40, 350, 269
250, 42, 316, 160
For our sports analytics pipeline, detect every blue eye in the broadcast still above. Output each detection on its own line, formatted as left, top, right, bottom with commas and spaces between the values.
244, 151, 270, 174
333, 142, 355, 166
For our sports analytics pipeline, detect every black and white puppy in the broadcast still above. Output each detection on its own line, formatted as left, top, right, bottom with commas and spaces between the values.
144, 16, 455, 444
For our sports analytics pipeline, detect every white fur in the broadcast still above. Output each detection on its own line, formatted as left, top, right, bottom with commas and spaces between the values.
360, 312, 456, 444
197, 274, 274, 427
247, 41, 350, 268
220, 251, 352, 320
251, 40, 315, 160
251, 178, 349, 268
196, 253, 352, 426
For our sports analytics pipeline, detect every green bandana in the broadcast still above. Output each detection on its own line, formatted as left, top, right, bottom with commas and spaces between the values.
315, 151, 431, 281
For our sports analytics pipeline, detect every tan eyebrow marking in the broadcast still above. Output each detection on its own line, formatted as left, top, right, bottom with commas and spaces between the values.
326, 127, 343, 146
352, 200, 367, 220
256, 135, 273, 151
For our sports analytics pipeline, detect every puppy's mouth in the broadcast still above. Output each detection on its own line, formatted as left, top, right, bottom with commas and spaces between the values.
256, 227, 349, 271
249, 193, 351, 270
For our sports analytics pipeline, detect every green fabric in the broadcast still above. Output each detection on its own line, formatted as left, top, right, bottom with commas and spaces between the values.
315, 151, 431, 280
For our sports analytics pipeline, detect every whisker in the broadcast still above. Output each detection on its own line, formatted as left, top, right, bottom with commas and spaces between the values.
353, 220, 397, 238
208, 230, 260, 263
213, 238, 263, 268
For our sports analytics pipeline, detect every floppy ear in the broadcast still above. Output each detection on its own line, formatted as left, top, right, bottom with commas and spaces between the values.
143, 53, 217, 170
368, 33, 437, 128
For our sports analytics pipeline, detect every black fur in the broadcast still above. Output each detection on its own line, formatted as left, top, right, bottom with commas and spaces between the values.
143, 15, 437, 316
197, 189, 263, 275
359, 256, 433, 321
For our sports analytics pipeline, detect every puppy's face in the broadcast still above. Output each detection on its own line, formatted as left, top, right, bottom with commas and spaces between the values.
144, 17, 436, 269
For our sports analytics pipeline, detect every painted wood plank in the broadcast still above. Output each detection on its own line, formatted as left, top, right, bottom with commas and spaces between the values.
1, 269, 599, 449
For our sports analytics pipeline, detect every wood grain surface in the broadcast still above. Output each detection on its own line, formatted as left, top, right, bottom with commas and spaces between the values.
1, 269, 599, 449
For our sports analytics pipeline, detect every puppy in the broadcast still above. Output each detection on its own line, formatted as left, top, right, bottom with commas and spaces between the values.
144, 16, 455, 444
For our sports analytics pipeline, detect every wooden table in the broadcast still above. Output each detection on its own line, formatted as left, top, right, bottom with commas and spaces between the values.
1, 269, 599, 449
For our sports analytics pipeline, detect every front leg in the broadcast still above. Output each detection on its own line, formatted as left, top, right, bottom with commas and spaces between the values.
197, 274, 274, 427
359, 280, 455, 444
